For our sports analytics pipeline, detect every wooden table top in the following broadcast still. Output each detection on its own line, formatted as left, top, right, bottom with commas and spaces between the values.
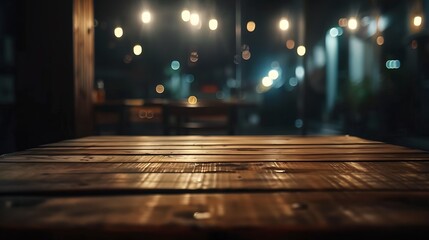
1, 135, 429, 239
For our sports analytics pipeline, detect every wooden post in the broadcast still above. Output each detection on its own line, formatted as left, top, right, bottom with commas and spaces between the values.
73, 0, 94, 137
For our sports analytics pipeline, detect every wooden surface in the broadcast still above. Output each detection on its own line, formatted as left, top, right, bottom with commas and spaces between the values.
1, 135, 429, 239
73, 0, 94, 137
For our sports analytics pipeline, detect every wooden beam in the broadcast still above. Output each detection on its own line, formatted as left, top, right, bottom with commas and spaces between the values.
73, 0, 94, 137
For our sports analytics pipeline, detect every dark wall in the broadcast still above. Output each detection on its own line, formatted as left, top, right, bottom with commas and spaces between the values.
0, 0, 17, 154
15, 0, 76, 150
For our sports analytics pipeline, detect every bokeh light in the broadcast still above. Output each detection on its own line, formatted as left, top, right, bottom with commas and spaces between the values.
286, 40, 295, 49
268, 69, 279, 80
190, 51, 199, 62
295, 119, 303, 128
338, 18, 348, 27
295, 66, 305, 79
242, 50, 251, 60
181, 10, 190, 22
329, 27, 339, 37
141, 11, 151, 24
171, 60, 180, 70
348, 17, 358, 30
190, 13, 200, 26
247, 21, 256, 32
209, 19, 218, 30
188, 96, 198, 104
133, 45, 142, 56
114, 27, 123, 38
289, 77, 298, 87
297, 46, 306, 56
414, 16, 422, 27
155, 84, 165, 94
385, 60, 401, 69
376, 36, 384, 46
279, 18, 289, 31
262, 77, 273, 87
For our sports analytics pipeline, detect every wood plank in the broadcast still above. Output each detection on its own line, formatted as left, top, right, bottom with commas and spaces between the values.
31, 144, 410, 150
1, 192, 429, 239
0, 161, 429, 174
3, 153, 429, 163
18, 136, 424, 157
1, 161, 428, 174
1, 162, 428, 193
13, 147, 427, 156
56, 135, 382, 144
152, 153, 429, 162
45, 141, 385, 147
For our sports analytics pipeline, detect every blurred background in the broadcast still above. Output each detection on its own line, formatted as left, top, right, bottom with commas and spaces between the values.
1, 0, 429, 153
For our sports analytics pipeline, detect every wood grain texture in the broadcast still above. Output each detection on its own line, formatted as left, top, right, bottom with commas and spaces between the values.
73, 0, 94, 137
57, 135, 382, 144
3, 153, 429, 163
1, 135, 429, 239
1, 192, 429, 239
0, 161, 429, 194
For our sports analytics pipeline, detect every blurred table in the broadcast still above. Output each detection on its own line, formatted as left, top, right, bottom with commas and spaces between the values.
1, 135, 429, 239
93, 99, 254, 135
